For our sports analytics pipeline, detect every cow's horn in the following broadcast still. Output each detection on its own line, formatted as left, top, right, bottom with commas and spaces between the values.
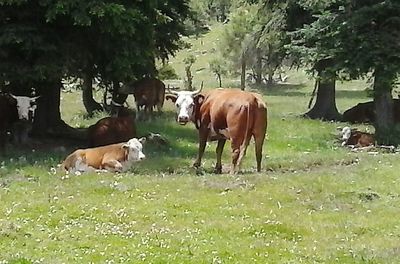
190, 81, 203, 95
166, 84, 179, 95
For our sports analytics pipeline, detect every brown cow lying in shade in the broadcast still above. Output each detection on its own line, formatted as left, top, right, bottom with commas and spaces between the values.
342, 99, 400, 124
341, 126, 375, 147
88, 106, 136, 147
61, 137, 146, 173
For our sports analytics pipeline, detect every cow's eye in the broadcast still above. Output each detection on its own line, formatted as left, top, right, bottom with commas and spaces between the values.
176, 103, 180, 108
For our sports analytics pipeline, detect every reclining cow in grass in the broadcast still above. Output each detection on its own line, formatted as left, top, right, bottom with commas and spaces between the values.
166, 87, 267, 174
62, 138, 146, 174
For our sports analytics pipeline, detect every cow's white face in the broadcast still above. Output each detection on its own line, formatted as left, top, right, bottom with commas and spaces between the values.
341, 126, 352, 141
174, 91, 197, 125
11, 95, 39, 121
123, 137, 146, 162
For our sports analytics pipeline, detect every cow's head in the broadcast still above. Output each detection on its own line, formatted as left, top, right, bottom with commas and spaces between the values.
123, 137, 146, 161
166, 84, 204, 125
341, 126, 352, 141
11, 95, 39, 121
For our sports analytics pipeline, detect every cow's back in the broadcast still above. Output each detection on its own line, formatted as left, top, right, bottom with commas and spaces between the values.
133, 78, 165, 108
200, 89, 266, 133
88, 116, 136, 147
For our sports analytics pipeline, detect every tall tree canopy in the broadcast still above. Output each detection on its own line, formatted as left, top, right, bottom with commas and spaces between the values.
0, 0, 191, 136
264, 0, 400, 143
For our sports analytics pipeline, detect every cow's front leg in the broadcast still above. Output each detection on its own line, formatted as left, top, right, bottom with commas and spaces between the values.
101, 159, 123, 172
193, 128, 208, 169
214, 139, 226, 174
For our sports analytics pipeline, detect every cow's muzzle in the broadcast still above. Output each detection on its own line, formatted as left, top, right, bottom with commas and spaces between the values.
177, 116, 189, 125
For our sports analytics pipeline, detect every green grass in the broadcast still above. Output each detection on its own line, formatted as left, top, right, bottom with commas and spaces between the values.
1, 23, 400, 263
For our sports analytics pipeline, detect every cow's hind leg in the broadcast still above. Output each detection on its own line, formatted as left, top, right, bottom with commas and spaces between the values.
214, 139, 226, 174
253, 107, 267, 172
254, 135, 265, 172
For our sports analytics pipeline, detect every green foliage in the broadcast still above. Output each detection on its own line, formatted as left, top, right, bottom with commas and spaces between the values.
183, 54, 197, 66
220, 3, 258, 72
209, 58, 228, 76
189, 0, 232, 22
209, 57, 228, 86
157, 64, 179, 80
0, 0, 191, 93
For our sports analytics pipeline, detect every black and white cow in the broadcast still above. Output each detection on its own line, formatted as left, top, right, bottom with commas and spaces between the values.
0, 94, 39, 151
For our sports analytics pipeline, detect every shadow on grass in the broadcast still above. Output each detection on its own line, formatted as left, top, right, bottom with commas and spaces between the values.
1, 112, 201, 172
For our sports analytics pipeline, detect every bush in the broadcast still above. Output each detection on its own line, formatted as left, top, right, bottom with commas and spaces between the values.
157, 64, 179, 80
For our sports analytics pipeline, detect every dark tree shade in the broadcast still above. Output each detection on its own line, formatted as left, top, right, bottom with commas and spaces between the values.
0, 0, 191, 136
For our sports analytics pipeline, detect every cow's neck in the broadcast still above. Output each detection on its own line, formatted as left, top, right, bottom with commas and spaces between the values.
192, 102, 203, 130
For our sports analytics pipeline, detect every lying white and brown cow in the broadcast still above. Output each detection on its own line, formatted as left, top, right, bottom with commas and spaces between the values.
61, 138, 146, 173
341, 126, 375, 147
166, 87, 267, 174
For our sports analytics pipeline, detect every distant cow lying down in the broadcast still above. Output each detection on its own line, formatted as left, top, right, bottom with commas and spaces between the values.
342, 99, 400, 124
341, 127, 375, 147
62, 138, 145, 173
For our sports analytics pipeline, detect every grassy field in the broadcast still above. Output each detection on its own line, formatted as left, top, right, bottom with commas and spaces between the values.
1, 24, 400, 264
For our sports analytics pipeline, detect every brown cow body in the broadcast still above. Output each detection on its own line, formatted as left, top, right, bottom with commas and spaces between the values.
167, 88, 267, 174
88, 108, 136, 147
343, 99, 400, 124
123, 78, 165, 120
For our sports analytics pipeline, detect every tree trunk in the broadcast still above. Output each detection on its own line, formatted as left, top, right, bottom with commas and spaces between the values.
255, 48, 262, 85
303, 62, 340, 120
217, 74, 222, 88
267, 67, 274, 87
240, 57, 246, 91
32, 79, 81, 139
373, 68, 395, 145
82, 70, 103, 116
185, 65, 193, 91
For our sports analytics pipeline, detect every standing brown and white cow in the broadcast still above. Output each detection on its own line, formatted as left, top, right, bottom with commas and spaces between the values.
167, 88, 267, 174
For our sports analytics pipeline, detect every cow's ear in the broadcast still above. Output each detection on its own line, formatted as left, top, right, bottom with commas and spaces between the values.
122, 143, 129, 149
165, 95, 177, 103
138, 137, 146, 145
194, 94, 204, 105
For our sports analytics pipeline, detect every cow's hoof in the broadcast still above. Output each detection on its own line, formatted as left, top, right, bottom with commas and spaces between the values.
214, 166, 222, 174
